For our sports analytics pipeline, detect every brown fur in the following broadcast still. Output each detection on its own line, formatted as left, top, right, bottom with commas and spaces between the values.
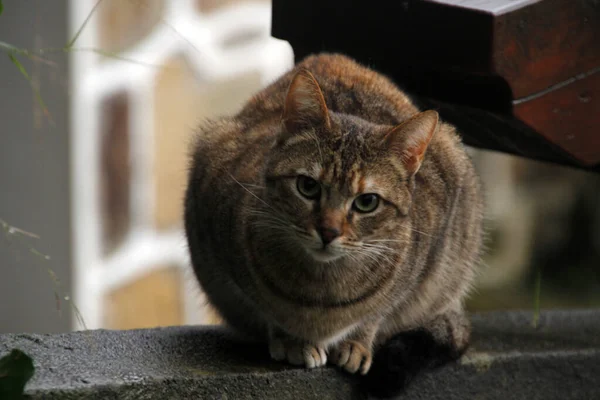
184, 53, 484, 390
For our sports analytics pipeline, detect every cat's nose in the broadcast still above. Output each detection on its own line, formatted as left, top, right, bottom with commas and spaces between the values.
318, 227, 341, 246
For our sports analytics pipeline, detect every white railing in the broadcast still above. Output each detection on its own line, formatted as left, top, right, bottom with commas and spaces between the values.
69, 0, 294, 330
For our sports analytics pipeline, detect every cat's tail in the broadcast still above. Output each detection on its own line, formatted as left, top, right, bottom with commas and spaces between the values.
362, 329, 463, 398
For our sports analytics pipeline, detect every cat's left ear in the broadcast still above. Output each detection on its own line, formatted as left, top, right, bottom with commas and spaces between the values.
384, 110, 439, 176
283, 69, 331, 133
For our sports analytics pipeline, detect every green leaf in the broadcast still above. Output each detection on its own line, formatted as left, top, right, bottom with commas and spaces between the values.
8, 54, 30, 80
0, 1, 4, 16
0, 349, 35, 399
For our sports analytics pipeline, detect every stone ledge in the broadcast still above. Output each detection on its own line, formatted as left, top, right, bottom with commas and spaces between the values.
1, 310, 599, 399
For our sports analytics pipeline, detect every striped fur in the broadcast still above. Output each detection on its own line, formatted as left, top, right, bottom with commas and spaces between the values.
184, 53, 484, 396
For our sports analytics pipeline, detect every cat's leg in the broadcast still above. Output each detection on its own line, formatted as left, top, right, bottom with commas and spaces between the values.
268, 325, 328, 369
365, 307, 470, 397
328, 319, 381, 375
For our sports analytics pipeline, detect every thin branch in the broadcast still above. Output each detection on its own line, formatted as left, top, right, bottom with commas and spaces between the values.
130, 0, 204, 58
0, 39, 24, 53
72, 47, 171, 68
0, 219, 40, 239
65, 0, 105, 49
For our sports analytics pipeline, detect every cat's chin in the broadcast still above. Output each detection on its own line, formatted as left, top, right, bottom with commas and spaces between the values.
306, 248, 344, 263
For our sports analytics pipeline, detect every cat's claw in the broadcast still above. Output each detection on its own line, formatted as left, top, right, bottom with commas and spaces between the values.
269, 338, 327, 368
329, 340, 372, 375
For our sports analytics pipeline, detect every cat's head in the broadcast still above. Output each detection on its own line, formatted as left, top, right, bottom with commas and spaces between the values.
262, 69, 438, 263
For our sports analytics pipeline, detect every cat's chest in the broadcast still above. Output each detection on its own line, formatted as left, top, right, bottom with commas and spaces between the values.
242, 255, 394, 341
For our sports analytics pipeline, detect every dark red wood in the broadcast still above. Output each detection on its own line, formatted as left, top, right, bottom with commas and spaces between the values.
514, 70, 600, 165
492, 0, 600, 98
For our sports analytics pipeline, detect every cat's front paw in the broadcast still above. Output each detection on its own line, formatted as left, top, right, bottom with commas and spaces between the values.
329, 340, 372, 375
269, 337, 327, 369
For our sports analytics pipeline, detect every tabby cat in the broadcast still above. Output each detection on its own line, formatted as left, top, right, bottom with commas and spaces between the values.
184, 53, 484, 397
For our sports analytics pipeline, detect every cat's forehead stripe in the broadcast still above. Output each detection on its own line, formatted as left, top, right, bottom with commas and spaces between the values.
281, 132, 313, 148
350, 169, 361, 194
310, 163, 322, 177
361, 177, 377, 193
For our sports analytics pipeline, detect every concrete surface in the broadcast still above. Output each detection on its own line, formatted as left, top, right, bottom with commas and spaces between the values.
0, 310, 599, 399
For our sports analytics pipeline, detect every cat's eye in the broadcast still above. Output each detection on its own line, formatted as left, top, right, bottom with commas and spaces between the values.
296, 175, 321, 199
353, 194, 379, 213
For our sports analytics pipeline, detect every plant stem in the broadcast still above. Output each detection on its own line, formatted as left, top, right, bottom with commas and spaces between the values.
532, 267, 542, 328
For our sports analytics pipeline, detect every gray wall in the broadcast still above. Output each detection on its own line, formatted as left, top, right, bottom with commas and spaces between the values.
0, 0, 72, 333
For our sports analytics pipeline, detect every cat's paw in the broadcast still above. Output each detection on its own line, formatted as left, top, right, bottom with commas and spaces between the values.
329, 340, 372, 375
269, 337, 327, 369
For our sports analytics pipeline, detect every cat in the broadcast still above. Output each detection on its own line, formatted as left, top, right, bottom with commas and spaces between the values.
184, 53, 484, 397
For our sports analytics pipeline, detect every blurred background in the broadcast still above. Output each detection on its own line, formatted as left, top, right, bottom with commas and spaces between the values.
0, 0, 599, 334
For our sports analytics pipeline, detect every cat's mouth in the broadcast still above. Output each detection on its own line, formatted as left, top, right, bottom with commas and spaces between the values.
295, 231, 345, 262
306, 246, 344, 263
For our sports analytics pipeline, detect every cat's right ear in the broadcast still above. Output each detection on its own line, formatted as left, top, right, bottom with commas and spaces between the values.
282, 69, 331, 133
384, 110, 439, 177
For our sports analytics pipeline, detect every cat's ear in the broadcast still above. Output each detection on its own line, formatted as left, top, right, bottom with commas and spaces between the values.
283, 69, 331, 133
384, 110, 439, 176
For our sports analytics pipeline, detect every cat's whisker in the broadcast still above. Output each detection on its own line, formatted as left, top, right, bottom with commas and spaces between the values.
351, 247, 384, 264
247, 209, 307, 232
361, 243, 396, 255
223, 168, 274, 210
357, 244, 397, 265
246, 210, 291, 227
252, 222, 294, 234
362, 242, 394, 250
246, 208, 316, 244
408, 228, 434, 238
364, 250, 395, 260
345, 253, 359, 264
251, 219, 316, 249
238, 183, 266, 189
403, 228, 434, 238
